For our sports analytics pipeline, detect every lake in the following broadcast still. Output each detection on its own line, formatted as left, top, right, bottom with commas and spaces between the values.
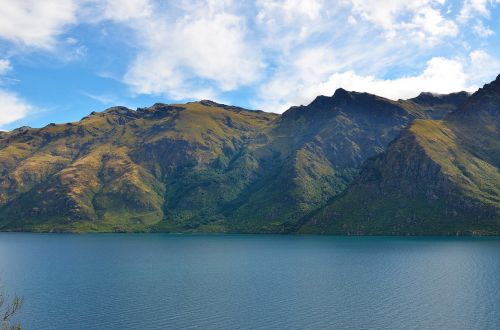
0, 234, 499, 329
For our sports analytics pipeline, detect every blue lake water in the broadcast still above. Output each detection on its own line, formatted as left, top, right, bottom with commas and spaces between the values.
0, 234, 499, 329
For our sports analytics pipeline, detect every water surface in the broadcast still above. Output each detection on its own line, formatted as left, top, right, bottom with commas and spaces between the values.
0, 234, 499, 329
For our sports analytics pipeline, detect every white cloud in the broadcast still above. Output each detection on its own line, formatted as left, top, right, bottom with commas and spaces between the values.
115, 0, 467, 106
347, 15, 357, 25
255, 0, 328, 50
459, 0, 490, 21
473, 21, 494, 37
122, 1, 262, 99
0, 0, 78, 49
0, 59, 12, 75
103, 0, 152, 21
467, 49, 500, 84
318, 57, 471, 100
87, 0, 479, 111
0, 90, 33, 128
65, 37, 78, 45
349, 0, 457, 43
93, 0, 496, 107
409, 7, 458, 41
254, 56, 481, 113
350, 0, 408, 29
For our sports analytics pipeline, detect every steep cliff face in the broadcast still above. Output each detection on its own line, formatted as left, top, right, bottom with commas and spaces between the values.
303, 76, 500, 235
0, 78, 496, 234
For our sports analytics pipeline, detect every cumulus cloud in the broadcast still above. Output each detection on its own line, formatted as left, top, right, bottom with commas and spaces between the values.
0, 90, 33, 128
104, 0, 498, 111
349, 0, 458, 43
0, 0, 78, 49
113, 0, 464, 102
255, 0, 329, 50
122, 1, 262, 99
316, 57, 471, 100
253, 53, 499, 113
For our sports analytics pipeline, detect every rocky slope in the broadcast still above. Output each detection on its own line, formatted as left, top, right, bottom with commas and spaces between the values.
0, 76, 497, 234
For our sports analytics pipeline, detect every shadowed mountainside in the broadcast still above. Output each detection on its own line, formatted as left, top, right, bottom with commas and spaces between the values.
302, 76, 500, 235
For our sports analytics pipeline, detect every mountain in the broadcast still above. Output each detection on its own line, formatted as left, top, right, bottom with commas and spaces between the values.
302, 76, 500, 235
0, 102, 277, 232
219, 89, 467, 233
0, 76, 497, 234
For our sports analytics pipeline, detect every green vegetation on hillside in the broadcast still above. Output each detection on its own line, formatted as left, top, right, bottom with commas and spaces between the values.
0, 79, 498, 235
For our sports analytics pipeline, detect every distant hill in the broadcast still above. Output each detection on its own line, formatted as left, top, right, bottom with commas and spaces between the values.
0, 75, 497, 235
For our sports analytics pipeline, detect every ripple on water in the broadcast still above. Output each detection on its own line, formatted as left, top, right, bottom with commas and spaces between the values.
0, 234, 498, 329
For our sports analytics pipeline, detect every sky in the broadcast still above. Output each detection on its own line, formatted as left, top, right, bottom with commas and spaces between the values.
0, 0, 500, 130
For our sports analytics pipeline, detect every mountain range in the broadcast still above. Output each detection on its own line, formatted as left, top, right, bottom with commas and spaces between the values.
0, 75, 498, 234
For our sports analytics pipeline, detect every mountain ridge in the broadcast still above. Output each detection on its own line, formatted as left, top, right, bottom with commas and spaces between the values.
0, 79, 498, 234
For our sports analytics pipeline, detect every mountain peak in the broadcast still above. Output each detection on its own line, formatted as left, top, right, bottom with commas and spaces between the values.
197, 100, 256, 113
409, 91, 470, 108
332, 88, 353, 101
469, 73, 500, 98
308, 95, 334, 108
416, 92, 439, 97
307, 88, 355, 108
199, 99, 222, 107
103, 106, 132, 115
484, 73, 500, 88
449, 73, 500, 119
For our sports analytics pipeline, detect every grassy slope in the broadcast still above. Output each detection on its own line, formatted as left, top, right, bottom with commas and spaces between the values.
0, 102, 277, 232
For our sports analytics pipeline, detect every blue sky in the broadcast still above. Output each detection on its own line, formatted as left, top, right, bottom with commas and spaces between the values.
0, 0, 499, 130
